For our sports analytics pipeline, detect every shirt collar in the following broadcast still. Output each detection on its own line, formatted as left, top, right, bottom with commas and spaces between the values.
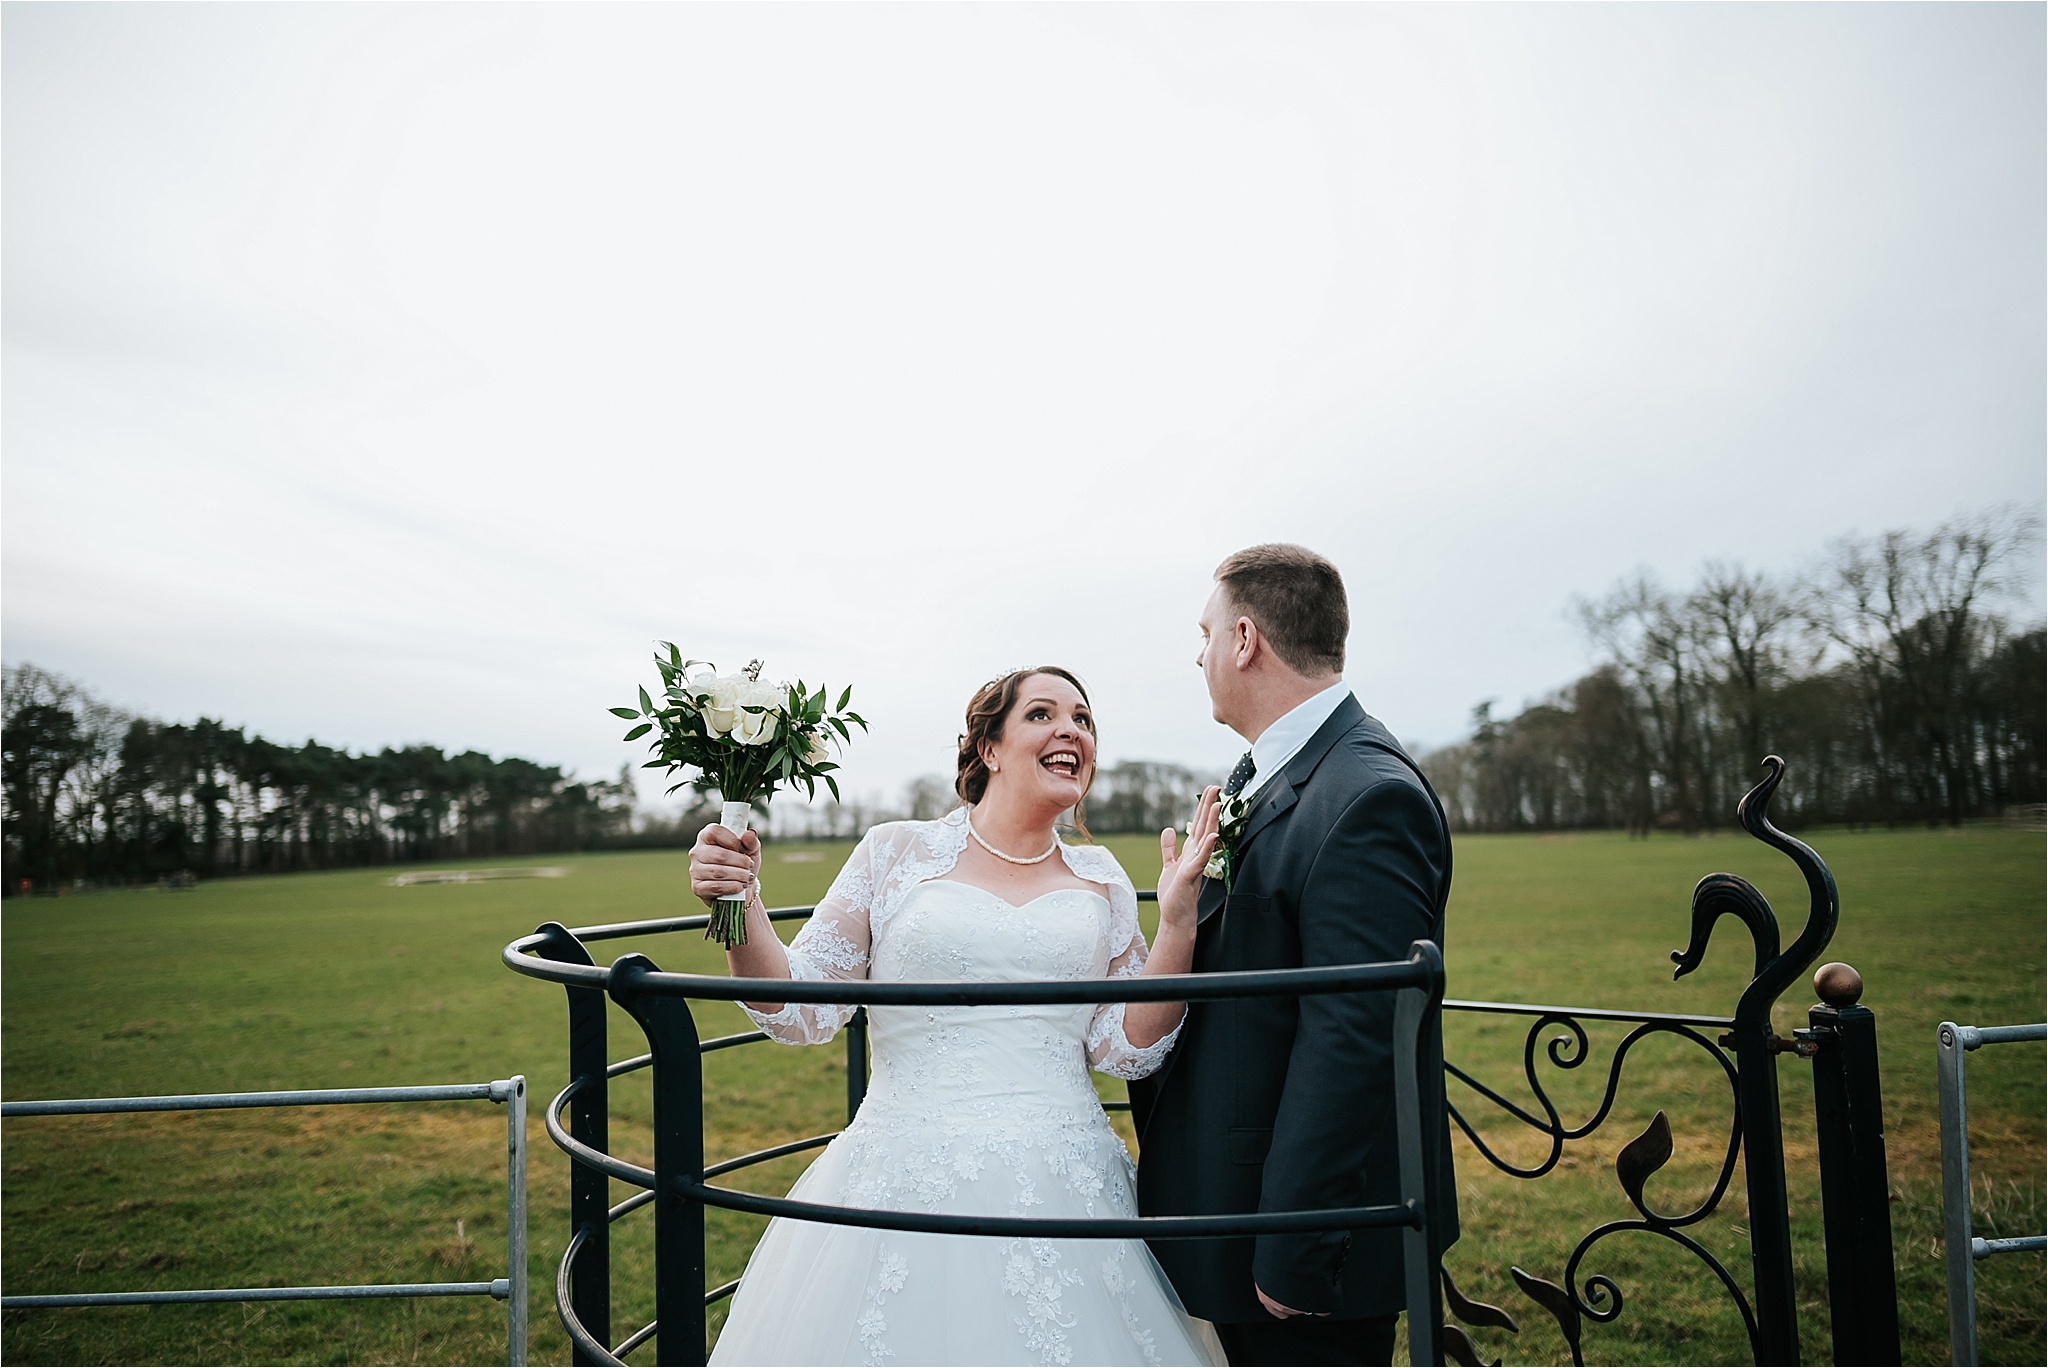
1247, 680, 1353, 800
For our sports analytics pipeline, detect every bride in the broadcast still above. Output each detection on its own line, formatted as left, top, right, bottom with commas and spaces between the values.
690, 666, 1227, 1367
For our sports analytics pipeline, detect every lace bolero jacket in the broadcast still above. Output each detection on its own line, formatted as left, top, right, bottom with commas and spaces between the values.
742, 807, 1182, 1080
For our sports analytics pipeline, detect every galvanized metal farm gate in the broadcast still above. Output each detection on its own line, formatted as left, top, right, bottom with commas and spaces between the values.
504, 757, 1907, 1367
1939, 1017, 2048, 1364
0, 1079, 530, 1365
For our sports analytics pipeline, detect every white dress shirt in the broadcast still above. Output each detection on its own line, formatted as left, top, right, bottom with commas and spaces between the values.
1245, 680, 1354, 803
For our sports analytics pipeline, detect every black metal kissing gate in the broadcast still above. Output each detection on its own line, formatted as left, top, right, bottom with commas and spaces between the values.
502, 757, 1901, 1367
502, 926, 1451, 1367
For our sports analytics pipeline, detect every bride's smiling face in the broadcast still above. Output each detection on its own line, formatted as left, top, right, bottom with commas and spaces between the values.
981, 674, 1097, 813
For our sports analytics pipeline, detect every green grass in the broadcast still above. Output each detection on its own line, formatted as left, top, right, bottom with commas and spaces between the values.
2, 825, 2040, 1365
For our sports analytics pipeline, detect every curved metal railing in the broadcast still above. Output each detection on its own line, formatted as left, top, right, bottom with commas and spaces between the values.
504, 904, 1450, 1367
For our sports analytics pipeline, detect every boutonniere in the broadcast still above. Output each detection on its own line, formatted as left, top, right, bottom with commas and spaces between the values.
1202, 789, 1255, 891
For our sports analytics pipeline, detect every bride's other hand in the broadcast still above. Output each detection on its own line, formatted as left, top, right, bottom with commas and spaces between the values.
690, 822, 761, 910
1156, 785, 1220, 938
1119, 785, 1216, 1049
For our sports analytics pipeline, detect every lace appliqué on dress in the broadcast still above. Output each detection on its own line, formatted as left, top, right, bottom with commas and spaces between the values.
1100, 1244, 1163, 1367
742, 827, 889, 1044
793, 920, 868, 973
867, 810, 970, 941
1085, 1001, 1181, 1080
857, 1244, 910, 1365
1005, 1239, 1085, 1366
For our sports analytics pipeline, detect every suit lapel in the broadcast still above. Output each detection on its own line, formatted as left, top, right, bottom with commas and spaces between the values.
1233, 695, 1364, 855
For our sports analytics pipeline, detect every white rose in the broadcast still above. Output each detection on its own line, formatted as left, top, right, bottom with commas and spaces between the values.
735, 706, 777, 746
805, 732, 831, 764
697, 675, 741, 737
734, 682, 783, 746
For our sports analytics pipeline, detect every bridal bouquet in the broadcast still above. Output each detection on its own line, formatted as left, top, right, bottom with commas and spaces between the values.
613, 646, 866, 947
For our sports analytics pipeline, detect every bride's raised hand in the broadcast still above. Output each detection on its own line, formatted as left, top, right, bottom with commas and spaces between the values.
1156, 785, 1221, 939
690, 821, 761, 911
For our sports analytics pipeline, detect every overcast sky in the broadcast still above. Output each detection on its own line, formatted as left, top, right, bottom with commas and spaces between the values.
5, 2, 2043, 809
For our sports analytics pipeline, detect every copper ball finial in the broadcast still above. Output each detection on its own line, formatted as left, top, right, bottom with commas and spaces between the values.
1814, 961, 1863, 1007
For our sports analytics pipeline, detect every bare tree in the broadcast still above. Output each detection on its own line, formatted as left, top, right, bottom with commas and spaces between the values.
903, 773, 955, 821
1085, 760, 1216, 835
1805, 507, 2044, 823
1577, 571, 1710, 830
3, 664, 131, 886
1688, 563, 1798, 816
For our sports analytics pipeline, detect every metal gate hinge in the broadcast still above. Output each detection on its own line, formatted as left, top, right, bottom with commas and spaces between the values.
1780, 1029, 1824, 1057
1720, 1029, 1822, 1056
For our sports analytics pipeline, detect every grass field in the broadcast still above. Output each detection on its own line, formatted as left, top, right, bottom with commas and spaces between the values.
3, 823, 2040, 1365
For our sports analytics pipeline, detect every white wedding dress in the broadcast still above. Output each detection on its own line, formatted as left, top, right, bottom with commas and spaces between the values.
708, 807, 1225, 1368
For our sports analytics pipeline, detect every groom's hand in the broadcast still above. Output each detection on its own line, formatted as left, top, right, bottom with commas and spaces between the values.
1156, 785, 1221, 936
1256, 1285, 1326, 1320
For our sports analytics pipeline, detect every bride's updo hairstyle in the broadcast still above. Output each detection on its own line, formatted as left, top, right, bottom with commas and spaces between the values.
955, 666, 1095, 839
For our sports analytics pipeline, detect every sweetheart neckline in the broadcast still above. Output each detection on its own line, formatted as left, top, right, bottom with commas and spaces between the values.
921, 879, 1111, 913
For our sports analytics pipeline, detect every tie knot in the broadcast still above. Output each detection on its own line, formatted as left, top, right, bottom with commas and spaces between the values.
1224, 751, 1257, 797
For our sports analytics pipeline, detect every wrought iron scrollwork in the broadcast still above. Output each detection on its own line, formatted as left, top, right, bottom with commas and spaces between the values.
1675, 754, 1841, 1039
1528, 1108, 1763, 1366
1445, 756, 1839, 1366
1444, 1015, 1739, 1191
1446, 1019, 1751, 1365
1457, 1098, 1764, 1367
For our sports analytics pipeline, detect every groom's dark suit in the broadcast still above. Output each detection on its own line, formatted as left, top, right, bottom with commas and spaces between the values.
1129, 696, 1458, 1337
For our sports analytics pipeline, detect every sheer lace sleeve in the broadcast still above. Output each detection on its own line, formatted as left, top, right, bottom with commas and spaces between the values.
743, 829, 877, 1045
1066, 844, 1185, 1080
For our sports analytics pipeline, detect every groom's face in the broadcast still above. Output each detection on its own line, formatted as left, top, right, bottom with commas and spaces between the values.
1196, 584, 1249, 729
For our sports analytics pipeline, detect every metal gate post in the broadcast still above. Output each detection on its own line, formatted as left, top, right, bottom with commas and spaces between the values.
1730, 1018, 1800, 1363
846, 1006, 869, 1124
1804, 964, 1899, 1365
610, 956, 707, 1367
1938, 1021, 1979, 1365
500, 1075, 530, 1367
533, 924, 613, 1363
1393, 951, 1447, 1368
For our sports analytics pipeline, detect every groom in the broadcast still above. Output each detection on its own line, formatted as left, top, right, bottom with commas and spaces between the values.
1130, 544, 1458, 1367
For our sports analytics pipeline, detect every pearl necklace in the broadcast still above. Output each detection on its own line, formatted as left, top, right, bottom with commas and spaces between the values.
966, 816, 1059, 865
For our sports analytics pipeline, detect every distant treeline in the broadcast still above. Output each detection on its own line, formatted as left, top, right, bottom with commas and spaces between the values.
0, 656, 1216, 894
1420, 510, 2044, 833
1, 664, 666, 893
9, 510, 2039, 889
761, 760, 1220, 842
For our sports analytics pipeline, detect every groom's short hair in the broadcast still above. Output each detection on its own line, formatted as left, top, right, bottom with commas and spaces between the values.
1215, 543, 1348, 676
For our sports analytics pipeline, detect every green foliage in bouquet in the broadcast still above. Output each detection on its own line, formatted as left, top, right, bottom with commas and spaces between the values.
612, 646, 866, 946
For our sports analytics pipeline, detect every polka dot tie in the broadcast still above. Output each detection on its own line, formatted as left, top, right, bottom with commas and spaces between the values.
1224, 750, 1257, 797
